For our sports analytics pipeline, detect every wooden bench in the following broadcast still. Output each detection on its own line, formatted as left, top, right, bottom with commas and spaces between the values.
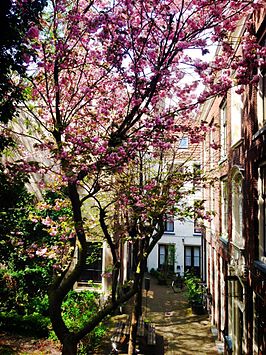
111, 318, 156, 351
146, 323, 156, 345
111, 321, 126, 344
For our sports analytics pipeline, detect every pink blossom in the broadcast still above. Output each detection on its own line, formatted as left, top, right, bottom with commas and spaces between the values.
36, 248, 47, 257
27, 26, 39, 39
42, 217, 53, 227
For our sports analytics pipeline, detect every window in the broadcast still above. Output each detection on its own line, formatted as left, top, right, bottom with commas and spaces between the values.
194, 219, 202, 234
258, 165, 266, 260
220, 101, 227, 159
158, 244, 175, 272
193, 163, 201, 189
209, 119, 215, 169
257, 37, 266, 130
232, 171, 243, 247
193, 199, 202, 234
164, 217, 174, 232
231, 86, 242, 146
221, 178, 228, 240
184, 246, 200, 276
210, 185, 215, 234
79, 242, 103, 283
257, 68, 266, 129
179, 136, 189, 149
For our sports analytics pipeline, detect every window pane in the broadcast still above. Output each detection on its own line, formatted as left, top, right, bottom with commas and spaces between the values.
185, 256, 191, 266
232, 173, 243, 244
185, 247, 191, 256
165, 219, 174, 232
220, 102, 227, 158
159, 245, 165, 265
194, 257, 200, 267
185, 247, 192, 266
221, 179, 228, 238
194, 247, 200, 257
262, 167, 266, 256
179, 137, 188, 149
79, 242, 102, 283
168, 245, 175, 266
231, 86, 242, 145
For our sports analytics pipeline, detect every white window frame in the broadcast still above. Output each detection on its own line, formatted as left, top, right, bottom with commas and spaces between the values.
220, 101, 227, 159
232, 171, 243, 248
209, 119, 215, 169
257, 67, 266, 130
164, 216, 174, 232
258, 164, 266, 262
221, 178, 228, 240
257, 37, 266, 130
179, 136, 189, 149
231, 86, 242, 146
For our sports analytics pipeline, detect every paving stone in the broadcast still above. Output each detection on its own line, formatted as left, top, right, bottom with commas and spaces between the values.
143, 276, 218, 355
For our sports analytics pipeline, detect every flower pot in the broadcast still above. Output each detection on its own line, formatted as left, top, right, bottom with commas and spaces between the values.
191, 302, 205, 315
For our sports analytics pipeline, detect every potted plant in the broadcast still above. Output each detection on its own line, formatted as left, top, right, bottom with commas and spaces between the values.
184, 273, 205, 315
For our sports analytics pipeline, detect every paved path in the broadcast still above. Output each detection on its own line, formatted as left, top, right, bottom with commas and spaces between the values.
99, 276, 217, 354
143, 276, 217, 355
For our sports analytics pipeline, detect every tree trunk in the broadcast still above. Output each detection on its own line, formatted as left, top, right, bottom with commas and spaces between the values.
62, 337, 78, 355
48, 287, 79, 355
128, 305, 138, 355
128, 276, 143, 355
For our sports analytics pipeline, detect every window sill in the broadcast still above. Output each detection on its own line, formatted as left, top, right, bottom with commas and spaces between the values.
254, 260, 266, 275
230, 241, 245, 251
231, 138, 243, 149
193, 232, 202, 237
220, 236, 229, 245
164, 232, 175, 235
252, 124, 266, 140
218, 156, 227, 165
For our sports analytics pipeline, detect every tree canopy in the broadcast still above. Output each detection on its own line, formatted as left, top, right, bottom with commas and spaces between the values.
1, 1, 265, 354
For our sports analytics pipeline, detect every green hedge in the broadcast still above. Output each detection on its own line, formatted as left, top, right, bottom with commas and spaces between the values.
0, 311, 50, 337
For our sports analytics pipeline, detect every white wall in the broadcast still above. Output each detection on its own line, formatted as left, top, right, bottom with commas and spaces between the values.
147, 218, 202, 276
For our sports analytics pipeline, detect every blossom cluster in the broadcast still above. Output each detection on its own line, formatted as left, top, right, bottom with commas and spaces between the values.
3, 0, 265, 263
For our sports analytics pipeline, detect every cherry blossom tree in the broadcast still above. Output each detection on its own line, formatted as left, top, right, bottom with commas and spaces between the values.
105, 142, 207, 354
1, 0, 265, 354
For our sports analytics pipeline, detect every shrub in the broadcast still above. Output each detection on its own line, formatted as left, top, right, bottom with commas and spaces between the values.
184, 273, 203, 304
0, 268, 51, 337
51, 290, 107, 353
0, 268, 50, 315
0, 311, 50, 337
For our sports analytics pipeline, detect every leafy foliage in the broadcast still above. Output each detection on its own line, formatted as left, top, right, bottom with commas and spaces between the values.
184, 273, 203, 304
0, 311, 50, 338
0, 156, 53, 338
50, 290, 107, 353
61, 290, 101, 331
0, 267, 50, 314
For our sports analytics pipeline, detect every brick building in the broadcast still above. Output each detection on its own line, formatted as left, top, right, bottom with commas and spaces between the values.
201, 9, 266, 355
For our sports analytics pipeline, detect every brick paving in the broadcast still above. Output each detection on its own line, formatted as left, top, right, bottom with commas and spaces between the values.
103, 276, 218, 354
143, 276, 218, 355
